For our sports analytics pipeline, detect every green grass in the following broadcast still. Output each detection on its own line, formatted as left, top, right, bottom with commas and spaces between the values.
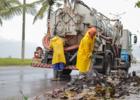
0, 58, 32, 66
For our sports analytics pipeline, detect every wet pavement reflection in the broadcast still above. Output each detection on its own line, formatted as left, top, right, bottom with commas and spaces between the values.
0, 64, 139, 100
0, 67, 78, 100
129, 63, 140, 76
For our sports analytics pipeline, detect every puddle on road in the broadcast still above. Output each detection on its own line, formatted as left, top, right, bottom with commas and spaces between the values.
0, 67, 55, 100
0, 67, 79, 100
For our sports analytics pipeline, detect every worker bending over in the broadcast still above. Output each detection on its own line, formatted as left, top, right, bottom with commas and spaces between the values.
76, 27, 97, 74
49, 35, 66, 81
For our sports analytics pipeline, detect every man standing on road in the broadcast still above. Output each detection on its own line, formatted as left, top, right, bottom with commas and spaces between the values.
49, 35, 66, 81
76, 27, 97, 74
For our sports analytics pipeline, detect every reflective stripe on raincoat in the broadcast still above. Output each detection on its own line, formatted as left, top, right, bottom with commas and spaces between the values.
76, 32, 96, 73
50, 36, 66, 64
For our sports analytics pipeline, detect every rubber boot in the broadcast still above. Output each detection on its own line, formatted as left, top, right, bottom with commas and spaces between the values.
51, 70, 59, 81
57, 70, 63, 81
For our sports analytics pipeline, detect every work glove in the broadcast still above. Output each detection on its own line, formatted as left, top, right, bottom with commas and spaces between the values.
88, 53, 93, 59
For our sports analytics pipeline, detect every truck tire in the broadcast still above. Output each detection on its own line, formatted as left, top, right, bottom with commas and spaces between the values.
103, 54, 112, 75
121, 55, 131, 74
61, 69, 72, 81
123, 62, 129, 73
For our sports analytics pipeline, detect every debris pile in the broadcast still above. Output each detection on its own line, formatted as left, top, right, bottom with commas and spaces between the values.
33, 71, 140, 100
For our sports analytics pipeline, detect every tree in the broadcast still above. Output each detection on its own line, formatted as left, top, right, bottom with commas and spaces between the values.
21, 0, 40, 59
0, 0, 37, 59
0, 0, 21, 25
136, 1, 140, 8
33, 0, 92, 35
0, 0, 37, 25
33, 0, 62, 36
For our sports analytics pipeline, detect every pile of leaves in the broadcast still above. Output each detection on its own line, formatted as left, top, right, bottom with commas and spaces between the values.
33, 70, 140, 100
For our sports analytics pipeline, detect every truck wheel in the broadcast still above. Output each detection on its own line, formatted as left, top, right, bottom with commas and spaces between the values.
124, 62, 129, 74
103, 54, 112, 75
61, 69, 72, 81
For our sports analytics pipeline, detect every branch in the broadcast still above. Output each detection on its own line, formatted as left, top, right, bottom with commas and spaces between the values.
135, 1, 140, 8
33, 1, 49, 23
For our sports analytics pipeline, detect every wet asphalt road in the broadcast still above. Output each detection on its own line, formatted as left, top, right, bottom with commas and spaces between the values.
0, 66, 79, 100
0, 64, 139, 100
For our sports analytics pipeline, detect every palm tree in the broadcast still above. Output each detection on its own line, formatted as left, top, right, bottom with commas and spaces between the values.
33, 0, 62, 36
0, 0, 22, 25
0, 0, 37, 25
21, 0, 35, 59
33, 0, 91, 35
21, 0, 41, 59
136, 1, 140, 8
0, 0, 37, 59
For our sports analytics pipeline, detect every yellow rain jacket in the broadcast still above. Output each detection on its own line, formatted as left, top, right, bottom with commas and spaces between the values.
76, 32, 96, 73
50, 36, 66, 64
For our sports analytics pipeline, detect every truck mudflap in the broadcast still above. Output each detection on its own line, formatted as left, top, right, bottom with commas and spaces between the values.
31, 63, 78, 70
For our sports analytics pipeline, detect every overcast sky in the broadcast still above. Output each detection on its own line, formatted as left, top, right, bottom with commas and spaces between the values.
0, 0, 140, 59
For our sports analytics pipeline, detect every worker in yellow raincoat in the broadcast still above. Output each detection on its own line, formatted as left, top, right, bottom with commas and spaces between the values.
49, 35, 66, 81
76, 27, 97, 73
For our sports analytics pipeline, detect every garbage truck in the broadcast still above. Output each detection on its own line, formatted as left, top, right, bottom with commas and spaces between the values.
32, 0, 137, 78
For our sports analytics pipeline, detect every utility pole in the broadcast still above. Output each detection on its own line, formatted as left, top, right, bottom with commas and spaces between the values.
21, 0, 26, 59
